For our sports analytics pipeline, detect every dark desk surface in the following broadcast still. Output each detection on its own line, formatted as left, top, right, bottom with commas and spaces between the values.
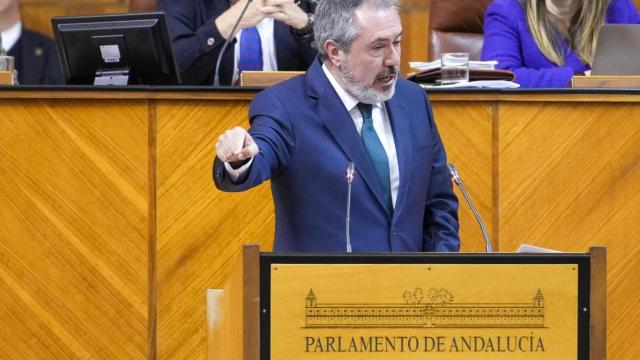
1, 86, 640, 106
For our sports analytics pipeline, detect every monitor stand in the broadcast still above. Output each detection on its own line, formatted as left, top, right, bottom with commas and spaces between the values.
94, 69, 129, 85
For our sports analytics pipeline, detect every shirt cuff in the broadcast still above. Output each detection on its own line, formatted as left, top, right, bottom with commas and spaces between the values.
224, 158, 254, 182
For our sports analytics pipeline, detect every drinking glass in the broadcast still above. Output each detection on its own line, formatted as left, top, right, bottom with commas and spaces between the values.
0, 55, 15, 85
441, 53, 469, 85
0, 55, 14, 72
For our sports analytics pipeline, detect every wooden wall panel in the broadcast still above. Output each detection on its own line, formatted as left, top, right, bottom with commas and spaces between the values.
2, 91, 639, 360
20, 0, 129, 38
155, 100, 274, 360
432, 101, 495, 252
400, 0, 430, 75
0, 99, 149, 359
498, 102, 640, 359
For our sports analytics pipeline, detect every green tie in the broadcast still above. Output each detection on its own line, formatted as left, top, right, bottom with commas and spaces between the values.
357, 103, 393, 213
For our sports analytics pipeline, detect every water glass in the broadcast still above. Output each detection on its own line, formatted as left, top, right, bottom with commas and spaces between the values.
441, 53, 469, 85
0, 55, 14, 72
0, 55, 16, 85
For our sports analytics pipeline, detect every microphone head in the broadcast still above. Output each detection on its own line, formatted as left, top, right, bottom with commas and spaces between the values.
447, 163, 461, 185
346, 162, 355, 183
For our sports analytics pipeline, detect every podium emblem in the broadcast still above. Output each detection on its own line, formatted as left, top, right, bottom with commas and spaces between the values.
304, 288, 546, 329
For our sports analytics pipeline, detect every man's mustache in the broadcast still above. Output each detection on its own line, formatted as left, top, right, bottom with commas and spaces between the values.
376, 66, 400, 80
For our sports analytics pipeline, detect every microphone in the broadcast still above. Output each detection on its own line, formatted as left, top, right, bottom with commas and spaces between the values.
345, 162, 355, 253
447, 163, 492, 253
213, 0, 254, 86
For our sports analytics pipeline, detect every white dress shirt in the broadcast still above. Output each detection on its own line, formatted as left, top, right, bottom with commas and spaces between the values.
232, 18, 278, 84
1, 22, 22, 52
224, 63, 401, 209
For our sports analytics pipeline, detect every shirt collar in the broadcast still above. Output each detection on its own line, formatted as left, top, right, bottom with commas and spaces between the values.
1, 21, 22, 53
321, 63, 383, 113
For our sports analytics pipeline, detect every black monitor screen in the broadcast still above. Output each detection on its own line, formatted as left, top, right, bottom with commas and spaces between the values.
52, 12, 181, 85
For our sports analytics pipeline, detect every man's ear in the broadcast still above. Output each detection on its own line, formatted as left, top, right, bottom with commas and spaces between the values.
324, 40, 343, 67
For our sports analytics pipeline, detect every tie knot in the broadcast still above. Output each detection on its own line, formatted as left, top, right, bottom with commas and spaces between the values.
357, 103, 373, 121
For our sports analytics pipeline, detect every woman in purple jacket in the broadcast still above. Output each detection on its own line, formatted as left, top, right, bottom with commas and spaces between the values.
481, 0, 640, 88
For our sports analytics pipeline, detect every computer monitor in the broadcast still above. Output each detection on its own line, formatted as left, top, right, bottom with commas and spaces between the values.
52, 12, 181, 85
592, 24, 640, 76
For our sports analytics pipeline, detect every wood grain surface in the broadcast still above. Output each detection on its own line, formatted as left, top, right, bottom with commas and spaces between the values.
270, 263, 579, 360
497, 101, 640, 360
21, 0, 128, 38
0, 98, 149, 359
432, 101, 496, 251
4, 0, 639, 357
155, 100, 274, 359
1, 91, 639, 360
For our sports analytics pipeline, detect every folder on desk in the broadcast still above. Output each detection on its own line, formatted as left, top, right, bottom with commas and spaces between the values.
407, 68, 515, 85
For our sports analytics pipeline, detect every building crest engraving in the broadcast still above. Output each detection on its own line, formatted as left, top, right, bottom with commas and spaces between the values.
305, 288, 545, 329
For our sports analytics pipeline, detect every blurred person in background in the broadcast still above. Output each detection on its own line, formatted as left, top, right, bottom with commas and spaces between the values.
482, 0, 640, 88
159, 0, 317, 85
0, 0, 63, 84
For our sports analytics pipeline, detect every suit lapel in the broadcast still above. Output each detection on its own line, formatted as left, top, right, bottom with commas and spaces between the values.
386, 94, 412, 220
306, 62, 391, 215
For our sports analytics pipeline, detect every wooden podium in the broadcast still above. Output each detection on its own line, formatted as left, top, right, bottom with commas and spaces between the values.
207, 245, 606, 360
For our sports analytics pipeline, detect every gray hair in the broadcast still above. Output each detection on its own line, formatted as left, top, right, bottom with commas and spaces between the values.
313, 0, 399, 61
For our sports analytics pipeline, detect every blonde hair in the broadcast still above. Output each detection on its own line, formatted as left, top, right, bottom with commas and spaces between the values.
522, 0, 610, 65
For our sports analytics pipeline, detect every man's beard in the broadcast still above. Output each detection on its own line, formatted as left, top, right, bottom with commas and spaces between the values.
338, 57, 399, 105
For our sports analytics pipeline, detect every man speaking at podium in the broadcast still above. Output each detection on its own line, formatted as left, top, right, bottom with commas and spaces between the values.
213, 0, 460, 253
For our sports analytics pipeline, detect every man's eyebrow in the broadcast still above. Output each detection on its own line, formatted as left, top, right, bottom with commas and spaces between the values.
368, 30, 404, 44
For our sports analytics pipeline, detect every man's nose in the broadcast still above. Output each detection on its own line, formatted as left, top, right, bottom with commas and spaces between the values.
383, 45, 400, 68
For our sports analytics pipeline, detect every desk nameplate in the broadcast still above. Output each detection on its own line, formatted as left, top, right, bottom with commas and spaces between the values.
268, 263, 579, 360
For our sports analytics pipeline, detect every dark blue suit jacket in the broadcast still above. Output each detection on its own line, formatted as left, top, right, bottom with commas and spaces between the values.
213, 60, 460, 252
8, 29, 63, 85
158, 0, 316, 85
